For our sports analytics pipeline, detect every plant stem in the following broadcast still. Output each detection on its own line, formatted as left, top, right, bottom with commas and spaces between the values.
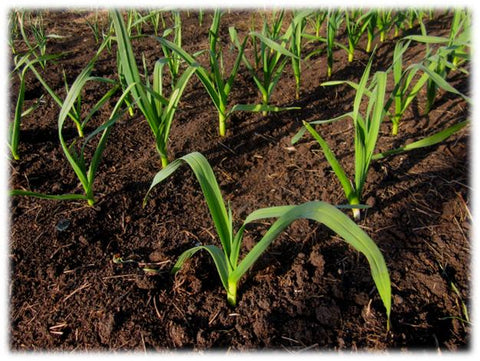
366, 34, 372, 53
160, 154, 169, 168
425, 83, 436, 114
75, 121, 84, 138
391, 120, 399, 136
124, 96, 134, 116
349, 196, 361, 221
352, 208, 361, 221
156, 140, 169, 168
218, 105, 227, 137
262, 93, 269, 116
227, 279, 237, 306
86, 189, 95, 206
348, 51, 354, 62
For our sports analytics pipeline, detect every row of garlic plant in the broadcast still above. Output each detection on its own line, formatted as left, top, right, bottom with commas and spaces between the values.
9, 9, 469, 191
8, 9, 469, 206
135, 9, 463, 317
9, 8, 469, 152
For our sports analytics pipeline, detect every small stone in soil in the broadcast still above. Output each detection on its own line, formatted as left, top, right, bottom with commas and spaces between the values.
55, 218, 70, 232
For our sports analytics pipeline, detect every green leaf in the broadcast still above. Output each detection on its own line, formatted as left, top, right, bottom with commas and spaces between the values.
267, 57, 289, 96
352, 55, 373, 197
87, 83, 135, 185
360, 71, 386, 192
144, 152, 232, 256
229, 26, 254, 73
229, 204, 297, 267
250, 31, 299, 59
244, 205, 296, 223
9, 72, 26, 159
321, 80, 373, 99
403, 35, 450, 44
309, 112, 354, 126
153, 58, 168, 115
409, 64, 471, 103
10, 190, 87, 201
82, 83, 120, 129
154, 36, 221, 110
291, 112, 354, 145
231, 201, 391, 323
57, 61, 96, 192
172, 245, 230, 290
161, 65, 198, 144
373, 120, 468, 160
291, 126, 307, 145
229, 104, 300, 114
11, 52, 63, 75
225, 29, 248, 97
112, 10, 158, 125
303, 121, 356, 205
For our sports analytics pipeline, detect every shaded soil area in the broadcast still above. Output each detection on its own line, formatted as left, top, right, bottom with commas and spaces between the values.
8, 10, 470, 351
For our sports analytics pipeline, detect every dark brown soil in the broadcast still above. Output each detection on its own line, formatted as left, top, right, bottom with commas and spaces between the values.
8, 10, 470, 351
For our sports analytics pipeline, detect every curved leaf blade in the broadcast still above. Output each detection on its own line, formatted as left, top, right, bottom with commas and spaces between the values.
144, 152, 232, 255
153, 36, 221, 109
229, 104, 300, 114
303, 121, 356, 204
172, 245, 230, 290
373, 120, 468, 160
231, 201, 391, 323
10, 190, 88, 201
410, 64, 471, 103
112, 10, 158, 124
250, 31, 298, 59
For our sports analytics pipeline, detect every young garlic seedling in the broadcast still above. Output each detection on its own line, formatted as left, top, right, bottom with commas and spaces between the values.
387, 38, 470, 135
112, 10, 197, 167
11, 44, 131, 206
230, 10, 300, 116
143, 152, 391, 328
292, 54, 386, 221
157, 10, 299, 137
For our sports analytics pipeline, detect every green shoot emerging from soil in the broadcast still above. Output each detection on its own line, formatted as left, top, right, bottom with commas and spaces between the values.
325, 10, 343, 77
387, 34, 470, 135
112, 10, 197, 167
293, 53, 386, 220
8, 54, 46, 160
286, 10, 311, 99
344, 10, 370, 62
156, 11, 183, 89
364, 10, 377, 53
143, 152, 391, 327
231, 11, 300, 115
376, 9, 393, 43
16, 11, 64, 69
11, 44, 130, 206
157, 10, 299, 136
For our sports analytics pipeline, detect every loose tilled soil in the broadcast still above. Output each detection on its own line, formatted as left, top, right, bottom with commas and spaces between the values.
8, 10, 471, 351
